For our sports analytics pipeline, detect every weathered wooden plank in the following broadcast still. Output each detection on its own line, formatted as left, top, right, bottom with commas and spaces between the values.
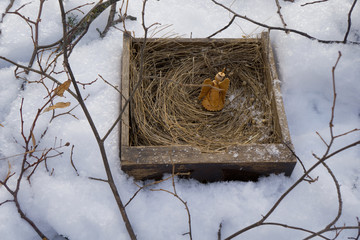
121, 144, 293, 165
261, 32, 293, 145
120, 32, 131, 146
121, 144, 296, 181
121, 160, 296, 182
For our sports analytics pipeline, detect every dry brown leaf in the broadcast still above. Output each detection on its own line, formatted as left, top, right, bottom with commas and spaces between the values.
54, 80, 71, 97
43, 102, 71, 113
31, 132, 36, 149
0, 123, 3, 127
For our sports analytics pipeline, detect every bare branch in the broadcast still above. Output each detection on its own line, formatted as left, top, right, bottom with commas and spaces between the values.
99, 74, 121, 94
0, 0, 15, 23
209, 0, 360, 45
275, 0, 288, 31
70, 145, 79, 176
0, 96, 55, 239
58, 0, 137, 239
97, 3, 117, 38
262, 222, 330, 239
348, 217, 360, 240
125, 172, 190, 207
0, 199, 15, 206
334, 128, 360, 139
218, 222, 223, 240
207, 15, 236, 38
88, 177, 109, 183
344, 0, 358, 43
283, 140, 318, 182
316, 131, 329, 147
65, 2, 95, 15
301, 0, 329, 7
302, 161, 342, 239
329, 52, 342, 133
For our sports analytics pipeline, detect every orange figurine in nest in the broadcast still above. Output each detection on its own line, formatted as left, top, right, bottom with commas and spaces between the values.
198, 68, 230, 111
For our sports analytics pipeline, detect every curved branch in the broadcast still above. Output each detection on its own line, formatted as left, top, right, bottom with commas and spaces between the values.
207, 15, 236, 38
343, 0, 358, 43
302, 161, 342, 240
0, 0, 15, 23
262, 222, 330, 240
301, 0, 329, 7
210, 0, 360, 45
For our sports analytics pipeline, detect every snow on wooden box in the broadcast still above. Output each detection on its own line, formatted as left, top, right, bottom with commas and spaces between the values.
120, 32, 296, 182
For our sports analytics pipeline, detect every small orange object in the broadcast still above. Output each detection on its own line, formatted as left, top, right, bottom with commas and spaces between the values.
198, 69, 230, 111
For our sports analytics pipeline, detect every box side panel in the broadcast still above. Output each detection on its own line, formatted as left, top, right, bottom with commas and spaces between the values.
261, 32, 293, 146
120, 33, 131, 147
122, 161, 296, 182
121, 144, 296, 181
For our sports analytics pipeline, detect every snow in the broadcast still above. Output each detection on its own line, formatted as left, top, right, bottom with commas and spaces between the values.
1, 0, 360, 240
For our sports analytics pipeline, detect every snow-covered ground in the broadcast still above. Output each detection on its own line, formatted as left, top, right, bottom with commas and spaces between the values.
0, 0, 359, 239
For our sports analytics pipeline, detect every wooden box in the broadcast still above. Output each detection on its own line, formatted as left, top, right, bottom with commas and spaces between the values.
120, 32, 296, 182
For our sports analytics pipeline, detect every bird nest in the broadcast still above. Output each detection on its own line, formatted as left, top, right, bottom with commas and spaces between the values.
129, 37, 281, 152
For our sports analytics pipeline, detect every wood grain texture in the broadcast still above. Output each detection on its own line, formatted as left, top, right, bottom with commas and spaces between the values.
120, 32, 131, 146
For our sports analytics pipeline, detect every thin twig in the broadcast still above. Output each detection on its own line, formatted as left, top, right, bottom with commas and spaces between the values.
148, 154, 193, 239
88, 177, 109, 183
301, 0, 328, 7
0, 0, 15, 23
343, 0, 358, 43
334, 128, 360, 139
302, 161, 342, 239
0, 199, 15, 206
70, 145, 79, 176
65, 2, 95, 15
282, 140, 317, 182
218, 222, 223, 240
99, 74, 121, 94
348, 217, 360, 240
125, 171, 190, 208
98, 2, 117, 38
207, 15, 236, 38
275, 0, 288, 31
316, 131, 329, 147
7, 98, 50, 239
329, 52, 342, 136
262, 222, 330, 239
